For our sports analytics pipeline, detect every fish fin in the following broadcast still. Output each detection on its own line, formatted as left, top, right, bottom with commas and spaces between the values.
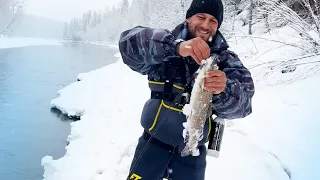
182, 122, 188, 129
182, 128, 188, 141
182, 92, 190, 103
193, 60, 206, 79
181, 146, 200, 157
193, 70, 200, 80
182, 103, 191, 117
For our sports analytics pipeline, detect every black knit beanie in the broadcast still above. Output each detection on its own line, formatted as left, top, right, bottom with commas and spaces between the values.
186, 0, 224, 29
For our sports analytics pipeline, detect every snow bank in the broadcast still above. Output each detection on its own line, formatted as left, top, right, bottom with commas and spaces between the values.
230, 73, 320, 180
46, 59, 294, 180
44, 25, 320, 180
0, 36, 63, 49
84, 40, 118, 49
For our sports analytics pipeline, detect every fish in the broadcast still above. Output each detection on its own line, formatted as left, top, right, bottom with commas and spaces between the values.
181, 55, 219, 157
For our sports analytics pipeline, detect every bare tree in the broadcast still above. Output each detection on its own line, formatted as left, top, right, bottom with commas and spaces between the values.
257, 0, 320, 53
0, 0, 25, 36
248, 0, 254, 34
223, 0, 241, 35
300, 0, 320, 34
234, 0, 242, 31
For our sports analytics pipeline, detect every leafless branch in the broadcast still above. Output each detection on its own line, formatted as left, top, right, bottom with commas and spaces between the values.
0, 0, 25, 36
233, 34, 306, 50
255, 0, 320, 52
301, 0, 320, 35
249, 53, 320, 69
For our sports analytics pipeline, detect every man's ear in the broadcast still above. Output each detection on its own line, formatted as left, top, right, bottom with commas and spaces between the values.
186, 18, 191, 23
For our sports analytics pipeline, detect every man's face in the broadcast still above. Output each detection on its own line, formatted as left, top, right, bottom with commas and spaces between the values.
186, 13, 219, 42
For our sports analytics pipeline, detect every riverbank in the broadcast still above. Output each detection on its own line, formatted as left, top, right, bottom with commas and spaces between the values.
44, 25, 320, 180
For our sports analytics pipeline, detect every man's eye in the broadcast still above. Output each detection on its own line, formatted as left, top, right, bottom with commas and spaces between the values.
211, 20, 218, 24
198, 15, 205, 19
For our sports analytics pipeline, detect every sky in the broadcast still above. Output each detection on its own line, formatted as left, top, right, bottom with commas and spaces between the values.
24, 0, 123, 22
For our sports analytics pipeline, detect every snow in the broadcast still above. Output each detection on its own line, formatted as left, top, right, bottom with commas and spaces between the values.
43, 25, 320, 180
229, 74, 320, 180
0, 36, 63, 49
83, 40, 119, 49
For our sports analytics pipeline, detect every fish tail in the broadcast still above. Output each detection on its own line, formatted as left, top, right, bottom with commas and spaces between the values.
181, 145, 192, 157
181, 144, 200, 157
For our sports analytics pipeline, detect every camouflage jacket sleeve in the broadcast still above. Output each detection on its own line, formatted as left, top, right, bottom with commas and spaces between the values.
118, 26, 181, 75
212, 50, 255, 119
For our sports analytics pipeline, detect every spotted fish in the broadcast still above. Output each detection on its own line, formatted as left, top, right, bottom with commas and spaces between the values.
181, 55, 219, 157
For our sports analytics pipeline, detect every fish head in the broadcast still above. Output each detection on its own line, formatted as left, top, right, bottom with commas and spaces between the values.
192, 55, 219, 83
207, 54, 219, 71
200, 55, 219, 73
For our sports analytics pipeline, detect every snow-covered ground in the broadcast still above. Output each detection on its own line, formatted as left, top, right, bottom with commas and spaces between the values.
43, 25, 320, 180
84, 40, 119, 49
0, 36, 63, 49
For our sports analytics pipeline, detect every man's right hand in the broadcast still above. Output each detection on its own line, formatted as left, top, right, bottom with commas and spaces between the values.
177, 37, 211, 64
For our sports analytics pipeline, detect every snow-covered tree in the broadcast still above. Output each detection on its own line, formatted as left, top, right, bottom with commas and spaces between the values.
256, 0, 320, 53
63, 22, 69, 39
248, 0, 254, 35
0, 0, 25, 36
82, 13, 88, 33
147, 0, 191, 30
61, 0, 319, 53
128, 0, 145, 26
91, 11, 97, 27
120, 0, 129, 17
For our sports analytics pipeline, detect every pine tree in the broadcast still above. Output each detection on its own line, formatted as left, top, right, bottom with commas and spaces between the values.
91, 11, 97, 27
248, 0, 253, 35
129, 0, 146, 26
82, 13, 87, 33
87, 10, 92, 26
63, 22, 68, 39
0, 0, 25, 36
142, 0, 150, 24
121, 0, 129, 17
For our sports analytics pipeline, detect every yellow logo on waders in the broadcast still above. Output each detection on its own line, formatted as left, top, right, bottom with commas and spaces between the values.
130, 173, 142, 180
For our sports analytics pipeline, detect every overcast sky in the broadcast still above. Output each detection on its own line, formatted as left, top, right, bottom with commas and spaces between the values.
25, 0, 123, 22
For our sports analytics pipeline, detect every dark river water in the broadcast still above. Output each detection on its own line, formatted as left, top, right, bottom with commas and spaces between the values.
0, 42, 118, 180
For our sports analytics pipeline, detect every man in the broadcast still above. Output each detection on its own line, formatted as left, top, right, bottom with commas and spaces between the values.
119, 0, 255, 179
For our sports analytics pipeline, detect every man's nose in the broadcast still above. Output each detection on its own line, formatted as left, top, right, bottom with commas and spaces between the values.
201, 19, 211, 30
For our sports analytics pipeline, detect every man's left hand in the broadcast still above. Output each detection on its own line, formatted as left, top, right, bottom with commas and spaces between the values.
203, 70, 227, 94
